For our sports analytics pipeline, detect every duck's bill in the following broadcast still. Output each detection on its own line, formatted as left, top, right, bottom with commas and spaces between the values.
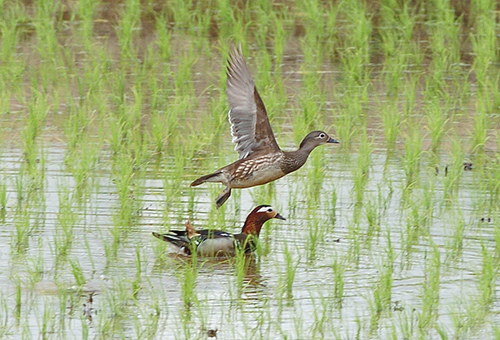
327, 137, 340, 143
274, 213, 286, 220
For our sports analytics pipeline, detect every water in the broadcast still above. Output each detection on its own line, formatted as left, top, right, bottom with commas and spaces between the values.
0, 139, 498, 338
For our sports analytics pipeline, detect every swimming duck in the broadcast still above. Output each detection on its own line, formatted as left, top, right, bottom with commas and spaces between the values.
152, 205, 285, 256
191, 45, 339, 208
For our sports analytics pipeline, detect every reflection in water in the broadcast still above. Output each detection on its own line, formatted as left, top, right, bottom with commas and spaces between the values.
236, 255, 267, 302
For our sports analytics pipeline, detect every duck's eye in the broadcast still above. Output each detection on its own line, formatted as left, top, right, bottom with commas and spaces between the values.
267, 208, 273, 213
319, 133, 326, 138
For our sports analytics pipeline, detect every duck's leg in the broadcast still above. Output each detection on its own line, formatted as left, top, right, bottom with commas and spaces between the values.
215, 187, 231, 208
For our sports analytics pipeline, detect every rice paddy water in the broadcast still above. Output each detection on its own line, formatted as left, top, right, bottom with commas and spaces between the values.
0, 1, 499, 339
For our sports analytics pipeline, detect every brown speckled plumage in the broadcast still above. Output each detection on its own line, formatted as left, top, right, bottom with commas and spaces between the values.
191, 45, 339, 208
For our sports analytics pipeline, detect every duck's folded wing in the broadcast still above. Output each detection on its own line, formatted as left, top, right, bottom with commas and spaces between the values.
226, 45, 280, 159
152, 230, 189, 248
196, 230, 236, 255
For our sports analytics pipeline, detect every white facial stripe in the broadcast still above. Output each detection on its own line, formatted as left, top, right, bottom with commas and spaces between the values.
257, 206, 273, 213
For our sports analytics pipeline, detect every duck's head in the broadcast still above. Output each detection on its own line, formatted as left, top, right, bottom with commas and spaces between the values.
242, 205, 286, 235
252, 205, 286, 221
299, 131, 339, 149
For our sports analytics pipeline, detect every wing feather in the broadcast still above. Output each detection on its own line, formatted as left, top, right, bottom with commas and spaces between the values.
226, 45, 280, 159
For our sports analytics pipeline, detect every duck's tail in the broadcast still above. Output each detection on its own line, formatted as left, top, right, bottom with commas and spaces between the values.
152, 231, 189, 248
190, 171, 224, 187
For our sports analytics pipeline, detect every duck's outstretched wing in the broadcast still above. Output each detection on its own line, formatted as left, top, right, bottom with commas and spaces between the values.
226, 45, 280, 159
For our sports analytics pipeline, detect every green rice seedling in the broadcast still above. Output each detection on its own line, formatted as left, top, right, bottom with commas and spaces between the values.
282, 242, 299, 299
174, 48, 198, 98
69, 258, 86, 288
493, 324, 500, 339
402, 76, 419, 117
378, 1, 417, 95
272, 11, 287, 67
76, 0, 98, 49
191, 97, 225, 156
401, 127, 422, 187
0, 3, 24, 66
68, 139, 100, 199
471, 98, 489, 154
131, 245, 143, 299
233, 247, 257, 294
352, 130, 372, 203
336, 0, 372, 85
137, 285, 162, 339
401, 210, 424, 267
193, 7, 213, 43
116, 0, 140, 59
421, 178, 435, 228
178, 257, 199, 308
425, 91, 449, 154
216, 0, 240, 41
309, 292, 333, 338
469, 0, 497, 90
363, 197, 381, 248
253, 9, 272, 51
41, 299, 56, 338
331, 257, 345, 305
162, 164, 184, 210
306, 216, 324, 262
148, 104, 167, 153
158, 96, 191, 155
394, 307, 418, 340
255, 51, 273, 106
372, 234, 394, 314
33, 0, 59, 62
418, 244, 441, 330
327, 186, 337, 225
449, 297, 492, 338
95, 280, 132, 338
323, 1, 340, 49
347, 221, 361, 265
380, 99, 401, 149
106, 98, 127, 154
13, 169, 26, 208
426, 0, 461, 82
111, 151, 144, 228
444, 211, 465, 265
477, 243, 499, 308
13, 208, 32, 254
442, 137, 464, 201
23, 90, 48, 158
303, 152, 328, 207
169, 0, 194, 30
335, 97, 360, 147
155, 12, 172, 61
486, 160, 500, 206
55, 188, 77, 258
25, 256, 44, 295
0, 177, 7, 214
0, 294, 11, 337
380, 48, 405, 99
250, 182, 276, 209
13, 275, 22, 322
297, 0, 325, 48
64, 104, 88, 154
106, 225, 123, 260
